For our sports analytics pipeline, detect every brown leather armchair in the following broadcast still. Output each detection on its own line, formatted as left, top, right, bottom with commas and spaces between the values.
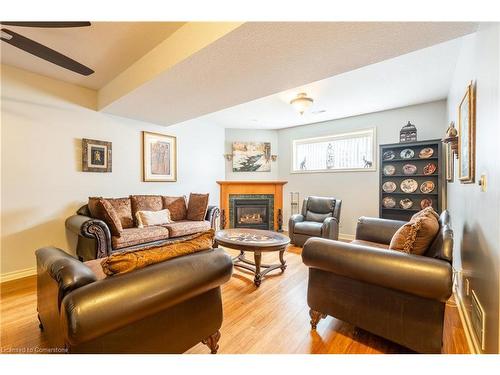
288, 196, 342, 246
36, 246, 232, 353
302, 211, 453, 353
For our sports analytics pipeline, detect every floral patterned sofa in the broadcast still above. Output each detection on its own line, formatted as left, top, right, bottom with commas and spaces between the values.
66, 194, 220, 261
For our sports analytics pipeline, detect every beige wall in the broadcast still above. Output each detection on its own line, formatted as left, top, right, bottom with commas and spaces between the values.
277, 101, 448, 237
224, 128, 279, 180
446, 25, 500, 353
1, 65, 225, 279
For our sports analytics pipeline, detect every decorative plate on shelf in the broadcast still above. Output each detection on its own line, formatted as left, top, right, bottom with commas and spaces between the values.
383, 164, 396, 176
383, 150, 396, 161
400, 149, 415, 159
382, 197, 396, 208
419, 147, 434, 159
420, 198, 433, 209
423, 162, 437, 175
400, 179, 418, 193
402, 164, 417, 175
382, 181, 397, 193
400, 198, 414, 209
420, 181, 435, 193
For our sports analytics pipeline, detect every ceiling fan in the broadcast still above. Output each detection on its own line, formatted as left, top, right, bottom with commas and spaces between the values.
0, 21, 95, 76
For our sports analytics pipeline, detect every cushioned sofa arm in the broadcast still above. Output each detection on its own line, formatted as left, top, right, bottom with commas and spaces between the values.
65, 215, 112, 258
36, 247, 97, 305
355, 216, 406, 244
60, 248, 233, 347
205, 206, 220, 229
302, 238, 452, 302
321, 217, 339, 240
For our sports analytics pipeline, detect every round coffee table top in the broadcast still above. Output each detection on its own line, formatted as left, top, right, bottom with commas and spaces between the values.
215, 228, 290, 251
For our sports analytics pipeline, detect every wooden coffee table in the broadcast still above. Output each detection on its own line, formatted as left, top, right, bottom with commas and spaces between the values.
214, 228, 290, 287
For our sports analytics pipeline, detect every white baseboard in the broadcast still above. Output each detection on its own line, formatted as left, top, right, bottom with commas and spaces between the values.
339, 233, 355, 241
454, 289, 481, 354
0, 266, 36, 283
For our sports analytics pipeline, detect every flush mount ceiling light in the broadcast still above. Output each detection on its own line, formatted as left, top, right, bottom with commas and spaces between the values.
290, 93, 314, 115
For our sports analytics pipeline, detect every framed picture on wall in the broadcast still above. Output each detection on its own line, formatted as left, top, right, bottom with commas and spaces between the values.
232, 142, 271, 172
82, 138, 112, 172
142, 131, 177, 182
445, 143, 454, 182
458, 81, 476, 183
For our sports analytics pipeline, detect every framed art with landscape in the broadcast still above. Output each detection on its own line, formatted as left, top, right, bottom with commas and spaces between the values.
142, 131, 177, 182
458, 81, 475, 183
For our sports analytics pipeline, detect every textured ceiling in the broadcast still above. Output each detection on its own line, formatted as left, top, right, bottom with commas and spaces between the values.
0, 22, 185, 89
101, 22, 477, 126
199, 37, 464, 129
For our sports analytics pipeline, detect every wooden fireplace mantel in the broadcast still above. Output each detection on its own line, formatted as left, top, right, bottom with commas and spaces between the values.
216, 181, 288, 231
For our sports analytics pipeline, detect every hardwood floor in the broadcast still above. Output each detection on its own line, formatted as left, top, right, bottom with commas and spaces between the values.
0, 245, 469, 354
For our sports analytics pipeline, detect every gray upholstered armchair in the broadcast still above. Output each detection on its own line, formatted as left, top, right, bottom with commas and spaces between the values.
288, 196, 342, 246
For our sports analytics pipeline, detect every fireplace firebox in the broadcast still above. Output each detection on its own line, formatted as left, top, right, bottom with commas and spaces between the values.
234, 199, 270, 230
228, 194, 274, 230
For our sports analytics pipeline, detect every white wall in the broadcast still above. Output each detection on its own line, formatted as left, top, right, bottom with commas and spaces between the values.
277, 101, 447, 237
0, 65, 225, 279
446, 25, 500, 353
224, 128, 279, 180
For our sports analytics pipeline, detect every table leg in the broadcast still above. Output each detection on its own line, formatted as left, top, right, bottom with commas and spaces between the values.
279, 249, 287, 272
254, 251, 262, 287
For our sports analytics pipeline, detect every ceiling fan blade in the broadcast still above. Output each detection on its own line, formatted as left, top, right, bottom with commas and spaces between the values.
1, 28, 94, 76
1, 22, 91, 28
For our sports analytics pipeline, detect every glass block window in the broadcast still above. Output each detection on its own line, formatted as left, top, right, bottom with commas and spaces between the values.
292, 129, 375, 172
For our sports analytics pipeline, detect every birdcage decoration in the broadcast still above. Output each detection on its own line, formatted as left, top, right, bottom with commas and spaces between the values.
400, 121, 417, 143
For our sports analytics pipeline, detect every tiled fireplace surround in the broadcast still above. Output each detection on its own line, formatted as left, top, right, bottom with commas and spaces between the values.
216, 181, 287, 231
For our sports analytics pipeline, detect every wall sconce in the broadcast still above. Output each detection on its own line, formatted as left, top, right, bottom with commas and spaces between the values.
442, 121, 458, 158
271, 155, 278, 162
223, 153, 233, 161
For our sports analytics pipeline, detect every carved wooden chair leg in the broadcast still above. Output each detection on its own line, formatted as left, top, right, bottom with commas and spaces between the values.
202, 330, 221, 354
37, 313, 44, 331
309, 309, 326, 330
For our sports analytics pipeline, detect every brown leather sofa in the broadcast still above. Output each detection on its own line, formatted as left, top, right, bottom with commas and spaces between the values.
288, 196, 342, 246
66, 196, 220, 261
36, 246, 232, 353
302, 211, 453, 353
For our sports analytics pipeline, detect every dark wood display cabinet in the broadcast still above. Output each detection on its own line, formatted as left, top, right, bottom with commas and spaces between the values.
379, 139, 444, 221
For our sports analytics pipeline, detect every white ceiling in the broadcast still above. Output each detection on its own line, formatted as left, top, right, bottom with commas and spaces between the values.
199, 37, 464, 129
0, 22, 184, 89
101, 22, 476, 127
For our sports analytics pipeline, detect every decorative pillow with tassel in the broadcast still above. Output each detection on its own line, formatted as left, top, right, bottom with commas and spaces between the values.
389, 208, 440, 255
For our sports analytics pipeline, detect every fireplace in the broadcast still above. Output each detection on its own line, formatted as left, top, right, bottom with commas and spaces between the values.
229, 194, 274, 230
234, 199, 270, 230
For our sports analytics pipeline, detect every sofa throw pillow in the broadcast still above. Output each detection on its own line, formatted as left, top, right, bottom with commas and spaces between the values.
411, 206, 440, 222
97, 199, 123, 236
136, 209, 172, 228
187, 193, 209, 221
130, 195, 163, 225
88, 197, 134, 228
389, 213, 439, 255
162, 196, 188, 221
101, 229, 215, 276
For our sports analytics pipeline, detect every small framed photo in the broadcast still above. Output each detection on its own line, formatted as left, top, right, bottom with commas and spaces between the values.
445, 143, 454, 182
142, 131, 177, 182
458, 81, 475, 183
82, 138, 112, 172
